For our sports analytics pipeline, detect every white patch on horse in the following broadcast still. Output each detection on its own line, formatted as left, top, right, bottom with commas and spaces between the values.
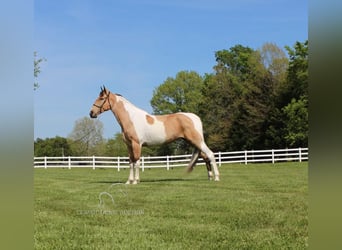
122, 98, 166, 146
181, 112, 204, 137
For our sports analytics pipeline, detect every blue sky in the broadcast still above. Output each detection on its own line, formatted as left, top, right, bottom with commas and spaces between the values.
34, 0, 307, 139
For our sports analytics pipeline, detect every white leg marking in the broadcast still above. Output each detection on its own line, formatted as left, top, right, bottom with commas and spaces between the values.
133, 160, 140, 185
208, 171, 213, 180
201, 143, 220, 181
126, 163, 135, 184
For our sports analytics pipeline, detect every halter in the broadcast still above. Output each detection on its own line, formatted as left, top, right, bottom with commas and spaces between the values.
92, 91, 112, 112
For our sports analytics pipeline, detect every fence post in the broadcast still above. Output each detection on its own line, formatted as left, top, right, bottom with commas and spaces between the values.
286, 148, 289, 161
218, 152, 221, 167
244, 150, 248, 165
92, 156, 95, 170
166, 155, 169, 170
44, 156, 47, 169
272, 149, 275, 164
141, 156, 144, 172
299, 147, 302, 162
117, 156, 120, 172
68, 156, 71, 169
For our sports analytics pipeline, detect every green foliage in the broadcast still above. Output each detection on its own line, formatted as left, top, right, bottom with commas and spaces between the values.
260, 42, 289, 91
285, 40, 308, 101
265, 40, 308, 148
199, 72, 240, 151
34, 162, 308, 249
214, 44, 254, 81
148, 41, 308, 152
34, 51, 46, 90
228, 51, 275, 150
200, 45, 276, 150
34, 136, 72, 157
263, 108, 287, 149
150, 70, 204, 115
104, 133, 128, 157
282, 98, 308, 147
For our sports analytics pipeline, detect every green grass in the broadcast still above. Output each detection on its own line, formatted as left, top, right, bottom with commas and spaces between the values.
34, 162, 308, 249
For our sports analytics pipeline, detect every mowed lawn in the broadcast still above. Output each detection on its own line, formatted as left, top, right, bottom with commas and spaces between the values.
34, 162, 308, 249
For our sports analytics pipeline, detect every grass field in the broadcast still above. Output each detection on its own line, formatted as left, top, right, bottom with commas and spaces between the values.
34, 162, 308, 249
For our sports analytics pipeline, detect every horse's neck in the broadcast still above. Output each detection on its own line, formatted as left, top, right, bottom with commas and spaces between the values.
111, 95, 148, 130
118, 96, 147, 114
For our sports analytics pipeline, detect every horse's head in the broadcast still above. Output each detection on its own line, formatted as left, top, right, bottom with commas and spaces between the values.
89, 86, 112, 118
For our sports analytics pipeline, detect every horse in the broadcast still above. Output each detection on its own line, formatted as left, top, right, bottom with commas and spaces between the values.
89, 86, 220, 184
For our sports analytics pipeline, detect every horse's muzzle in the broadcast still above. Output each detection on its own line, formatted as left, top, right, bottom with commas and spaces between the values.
89, 111, 97, 118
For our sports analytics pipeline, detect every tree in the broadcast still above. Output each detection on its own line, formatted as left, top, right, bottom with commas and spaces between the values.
263, 108, 287, 149
282, 98, 308, 147
68, 117, 104, 155
150, 70, 204, 115
284, 40, 308, 102
198, 45, 256, 151
104, 133, 128, 157
281, 41, 308, 147
228, 50, 275, 150
200, 43, 292, 150
200, 45, 275, 151
34, 136, 72, 157
199, 72, 241, 151
34, 51, 46, 90
259, 42, 288, 96
214, 45, 254, 82
264, 40, 308, 148
148, 41, 308, 152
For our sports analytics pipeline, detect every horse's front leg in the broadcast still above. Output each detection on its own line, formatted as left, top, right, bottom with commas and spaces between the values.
133, 160, 140, 184
126, 141, 141, 185
126, 162, 135, 184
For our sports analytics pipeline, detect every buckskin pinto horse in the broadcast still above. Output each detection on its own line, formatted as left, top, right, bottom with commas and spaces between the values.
89, 86, 220, 184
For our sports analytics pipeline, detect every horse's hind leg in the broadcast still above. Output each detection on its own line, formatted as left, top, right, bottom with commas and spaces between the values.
187, 148, 200, 173
200, 152, 213, 180
200, 143, 220, 181
183, 127, 219, 181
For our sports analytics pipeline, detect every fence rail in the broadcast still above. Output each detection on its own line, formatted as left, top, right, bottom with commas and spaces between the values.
34, 147, 308, 170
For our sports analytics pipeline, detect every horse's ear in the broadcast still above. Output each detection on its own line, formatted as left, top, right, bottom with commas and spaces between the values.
100, 86, 103, 92
103, 85, 107, 92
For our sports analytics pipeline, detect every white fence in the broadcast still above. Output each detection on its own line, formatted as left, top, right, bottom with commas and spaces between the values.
34, 147, 308, 171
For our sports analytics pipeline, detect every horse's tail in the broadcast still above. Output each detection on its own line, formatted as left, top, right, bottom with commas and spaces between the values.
186, 148, 201, 173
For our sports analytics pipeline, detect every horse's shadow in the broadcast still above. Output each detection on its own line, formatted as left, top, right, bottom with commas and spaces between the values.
91, 178, 201, 184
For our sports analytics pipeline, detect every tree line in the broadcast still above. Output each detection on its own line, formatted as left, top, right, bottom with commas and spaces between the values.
34, 41, 308, 157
